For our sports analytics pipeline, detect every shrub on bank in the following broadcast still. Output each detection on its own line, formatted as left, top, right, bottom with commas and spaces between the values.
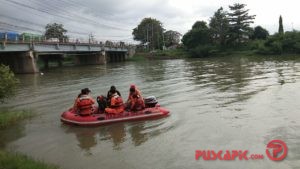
0, 64, 19, 103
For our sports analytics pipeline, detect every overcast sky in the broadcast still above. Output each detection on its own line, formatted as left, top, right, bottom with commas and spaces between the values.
0, 0, 299, 43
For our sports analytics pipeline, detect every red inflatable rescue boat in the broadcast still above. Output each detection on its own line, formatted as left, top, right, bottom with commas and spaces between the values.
61, 96, 170, 126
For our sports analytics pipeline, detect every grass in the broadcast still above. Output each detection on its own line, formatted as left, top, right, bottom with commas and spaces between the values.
129, 48, 189, 61
0, 110, 60, 169
0, 150, 60, 169
0, 110, 34, 129
127, 53, 147, 61
154, 48, 189, 59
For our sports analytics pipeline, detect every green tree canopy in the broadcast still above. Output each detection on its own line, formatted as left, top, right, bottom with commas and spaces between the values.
164, 30, 182, 47
192, 21, 208, 30
182, 21, 210, 49
251, 26, 269, 40
227, 3, 256, 44
0, 64, 19, 103
45, 23, 67, 42
279, 15, 284, 34
132, 17, 164, 50
209, 7, 229, 46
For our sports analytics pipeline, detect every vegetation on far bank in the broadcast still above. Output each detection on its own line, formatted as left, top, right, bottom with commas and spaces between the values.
130, 48, 189, 61
0, 150, 60, 169
133, 3, 300, 59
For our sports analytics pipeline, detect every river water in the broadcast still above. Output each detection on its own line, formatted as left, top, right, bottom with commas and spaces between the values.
1, 56, 300, 169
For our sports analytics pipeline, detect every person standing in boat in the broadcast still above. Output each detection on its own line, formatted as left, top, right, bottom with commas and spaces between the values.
107, 85, 121, 105
126, 84, 145, 111
74, 88, 95, 115
105, 93, 124, 114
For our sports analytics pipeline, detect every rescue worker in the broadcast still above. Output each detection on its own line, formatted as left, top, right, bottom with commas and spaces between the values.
107, 86, 121, 106
126, 84, 145, 111
130, 94, 145, 111
105, 93, 124, 114
74, 88, 95, 116
96, 95, 107, 113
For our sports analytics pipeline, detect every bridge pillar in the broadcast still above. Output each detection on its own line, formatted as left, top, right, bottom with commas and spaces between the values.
75, 52, 106, 65
106, 51, 127, 62
0, 51, 39, 73
18, 51, 39, 73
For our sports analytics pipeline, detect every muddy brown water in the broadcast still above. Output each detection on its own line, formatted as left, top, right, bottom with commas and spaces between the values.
0, 56, 300, 169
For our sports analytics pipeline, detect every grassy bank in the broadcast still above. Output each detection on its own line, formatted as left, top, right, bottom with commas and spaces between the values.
0, 110, 60, 169
0, 110, 33, 129
0, 150, 59, 169
129, 48, 189, 61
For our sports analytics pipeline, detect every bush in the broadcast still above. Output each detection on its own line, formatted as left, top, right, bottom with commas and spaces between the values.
190, 44, 216, 57
0, 64, 19, 102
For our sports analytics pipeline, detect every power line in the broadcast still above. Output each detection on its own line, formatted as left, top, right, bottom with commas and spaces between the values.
4, 0, 131, 31
1, 0, 135, 42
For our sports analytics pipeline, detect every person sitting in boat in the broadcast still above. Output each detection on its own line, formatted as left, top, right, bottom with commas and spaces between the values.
107, 85, 121, 106
96, 95, 107, 113
105, 93, 124, 114
126, 84, 145, 111
74, 88, 95, 116
130, 94, 145, 111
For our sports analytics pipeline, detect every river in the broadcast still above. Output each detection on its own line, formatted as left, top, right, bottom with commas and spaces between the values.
0, 56, 300, 169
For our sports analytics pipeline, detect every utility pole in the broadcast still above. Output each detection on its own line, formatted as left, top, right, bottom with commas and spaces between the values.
162, 30, 165, 50
147, 24, 149, 51
152, 23, 154, 51
89, 33, 94, 44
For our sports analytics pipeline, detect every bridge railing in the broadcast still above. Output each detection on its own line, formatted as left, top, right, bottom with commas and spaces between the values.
0, 33, 134, 49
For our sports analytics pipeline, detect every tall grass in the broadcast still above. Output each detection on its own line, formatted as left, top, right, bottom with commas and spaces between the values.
0, 110, 33, 129
0, 150, 60, 169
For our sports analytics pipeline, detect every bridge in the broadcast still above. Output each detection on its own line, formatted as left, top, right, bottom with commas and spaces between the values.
0, 41, 135, 73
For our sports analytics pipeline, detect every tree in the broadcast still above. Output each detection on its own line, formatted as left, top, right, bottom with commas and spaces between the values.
163, 30, 182, 47
227, 3, 256, 44
0, 64, 19, 103
182, 21, 211, 49
209, 7, 230, 46
132, 18, 164, 50
279, 15, 284, 34
251, 26, 269, 40
45, 23, 67, 42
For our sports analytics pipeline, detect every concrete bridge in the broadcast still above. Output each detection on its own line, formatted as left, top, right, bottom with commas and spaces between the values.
0, 42, 135, 73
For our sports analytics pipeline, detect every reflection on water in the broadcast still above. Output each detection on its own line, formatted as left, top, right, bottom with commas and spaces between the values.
1, 55, 300, 169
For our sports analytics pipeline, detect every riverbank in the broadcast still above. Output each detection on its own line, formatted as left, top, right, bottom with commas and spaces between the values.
131, 48, 300, 61
0, 110, 60, 169
0, 150, 59, 169
0, 110, 33, 129
129, 48, 189, 61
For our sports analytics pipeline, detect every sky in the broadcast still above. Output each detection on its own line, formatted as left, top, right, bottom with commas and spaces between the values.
0, 0, 299, 43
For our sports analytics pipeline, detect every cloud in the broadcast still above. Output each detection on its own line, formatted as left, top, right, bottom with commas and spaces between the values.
0, 0, 299, 43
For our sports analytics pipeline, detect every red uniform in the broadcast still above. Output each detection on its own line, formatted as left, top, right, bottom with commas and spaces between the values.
75, 95, 95, 115
127, 85, 145, 110
105, 95, 124, 114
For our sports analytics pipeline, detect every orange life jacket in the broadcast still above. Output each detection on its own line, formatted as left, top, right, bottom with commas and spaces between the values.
131, 97, 145, 110
105, 96, 124, 114
128, 89, 142, 102
76, 95, 95, 115
110, 96, 124, 107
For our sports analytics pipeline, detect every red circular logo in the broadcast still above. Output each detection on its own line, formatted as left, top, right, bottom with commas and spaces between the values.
266, 139, 288, 161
